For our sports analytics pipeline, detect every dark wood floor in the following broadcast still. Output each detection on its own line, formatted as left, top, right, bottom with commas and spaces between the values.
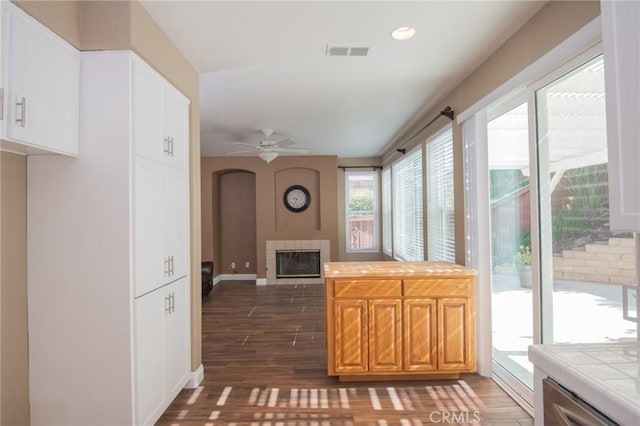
158, 281, 533, 425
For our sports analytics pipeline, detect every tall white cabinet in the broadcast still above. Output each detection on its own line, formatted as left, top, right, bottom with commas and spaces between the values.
27, 51, 193, 426
132, 58, 190, 298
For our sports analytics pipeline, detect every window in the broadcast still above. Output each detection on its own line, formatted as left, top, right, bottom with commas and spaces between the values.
382, 167, 392, 256
345, 171, 379, 252
426, 127, 455, 262
392, 147, 424, 261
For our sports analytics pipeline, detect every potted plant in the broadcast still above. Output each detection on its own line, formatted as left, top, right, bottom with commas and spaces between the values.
514, 244, 532, 288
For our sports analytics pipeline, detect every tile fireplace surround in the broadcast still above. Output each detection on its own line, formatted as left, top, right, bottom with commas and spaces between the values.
266, 240, 330, 285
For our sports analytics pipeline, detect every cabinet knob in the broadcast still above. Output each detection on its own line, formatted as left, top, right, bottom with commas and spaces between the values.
16, 97, 26, 127
164, 257, 170, 276
163, 136, 171, 155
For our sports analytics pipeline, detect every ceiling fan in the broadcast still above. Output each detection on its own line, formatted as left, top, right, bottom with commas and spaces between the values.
227, 128, 309, 163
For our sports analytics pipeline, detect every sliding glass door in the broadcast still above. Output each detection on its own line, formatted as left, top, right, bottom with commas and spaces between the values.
481, 51, 638, 406
487, 102, 534, 391
535, 55, 636, 345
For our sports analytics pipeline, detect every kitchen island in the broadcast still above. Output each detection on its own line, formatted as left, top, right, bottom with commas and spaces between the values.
324, 261, 477, 381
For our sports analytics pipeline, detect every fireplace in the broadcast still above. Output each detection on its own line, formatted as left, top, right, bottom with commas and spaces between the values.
265, 240, 329, 285
276, 250, 321, 278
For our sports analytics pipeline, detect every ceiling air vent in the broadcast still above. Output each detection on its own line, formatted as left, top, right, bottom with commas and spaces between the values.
326, 45, 370, 57
348, 47, 369, 57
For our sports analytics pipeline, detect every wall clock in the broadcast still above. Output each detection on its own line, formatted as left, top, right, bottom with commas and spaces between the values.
283, 185, 311, 212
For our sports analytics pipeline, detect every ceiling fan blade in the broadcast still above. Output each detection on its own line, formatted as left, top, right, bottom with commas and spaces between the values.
232, 142, 260, 149
272, 138, 294, 148
226, 149, 259, 155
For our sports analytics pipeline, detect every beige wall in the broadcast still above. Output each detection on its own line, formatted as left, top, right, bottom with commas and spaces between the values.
275, 168, 321, 232
201, 156, 339, 279
381, 0, 600, 265
13, 0, 82, 48
5, 0, 203, 397
1, 152, 29, 426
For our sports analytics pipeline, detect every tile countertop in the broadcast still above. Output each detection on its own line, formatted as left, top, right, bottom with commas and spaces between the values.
528, 342, 640, 425
323, 261, 477, 279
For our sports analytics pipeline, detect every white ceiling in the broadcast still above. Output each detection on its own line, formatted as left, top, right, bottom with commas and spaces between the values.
141, 0, 547, 159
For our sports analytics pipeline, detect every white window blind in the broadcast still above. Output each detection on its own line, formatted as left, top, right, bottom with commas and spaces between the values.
382, 167, 392, 256
345, 171, 379, 252
392, 147, 424, 261
427, 128, 456, 262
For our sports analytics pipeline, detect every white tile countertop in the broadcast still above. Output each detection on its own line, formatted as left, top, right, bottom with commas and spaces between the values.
528, 342, 639, 425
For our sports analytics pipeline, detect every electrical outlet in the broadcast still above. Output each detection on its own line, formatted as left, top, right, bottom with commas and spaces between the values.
230, 262, 236, 269
245, 261, 250, 269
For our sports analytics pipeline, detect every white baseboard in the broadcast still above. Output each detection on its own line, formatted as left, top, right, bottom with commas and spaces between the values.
219, 274, 257, 281
213, 274, 223, 285
256, 278, 267, 286
183, 364, 204, 389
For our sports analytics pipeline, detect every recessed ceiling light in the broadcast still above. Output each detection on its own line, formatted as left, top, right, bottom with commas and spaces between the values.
391, 26, 416, 41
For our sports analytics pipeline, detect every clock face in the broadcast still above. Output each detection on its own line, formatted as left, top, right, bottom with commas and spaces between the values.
284, 185, 311, 212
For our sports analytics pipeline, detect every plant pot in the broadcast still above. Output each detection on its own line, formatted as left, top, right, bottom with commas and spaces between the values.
517, 265, 532, 288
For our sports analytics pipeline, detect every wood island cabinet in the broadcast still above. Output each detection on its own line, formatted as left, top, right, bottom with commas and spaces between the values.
325, 261, 476, 381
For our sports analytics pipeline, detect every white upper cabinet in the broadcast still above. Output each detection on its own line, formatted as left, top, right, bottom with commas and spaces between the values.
165, 85, 190, 169
602, 0, 640, 231
133, 61, 165, 162
133, 59, 190, 170
1, 2, 79, 155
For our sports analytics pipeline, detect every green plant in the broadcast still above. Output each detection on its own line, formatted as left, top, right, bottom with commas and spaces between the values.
349, 195, 373, 212
518, 230, 531, 249
514, 245, 532, 266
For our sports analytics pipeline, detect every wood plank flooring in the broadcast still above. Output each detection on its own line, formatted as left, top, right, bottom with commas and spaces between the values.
157, 281, 532, 425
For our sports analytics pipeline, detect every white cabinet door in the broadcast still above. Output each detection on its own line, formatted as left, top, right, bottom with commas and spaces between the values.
165, 86, 190, 170
133, 60, 165, 163
602, 0, 640, 231
134, 157, 165, 297
164, 278, 190, 398
3, 3, 79, 155
135, 278, 190, 426
164, 167, 189, 282
134, 288, 166, 426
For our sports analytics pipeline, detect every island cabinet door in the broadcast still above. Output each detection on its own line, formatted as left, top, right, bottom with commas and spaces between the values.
437, 298, 471, 371
334, 299, 368, 373
368, 299, 403, 372
403, 299, 437, 371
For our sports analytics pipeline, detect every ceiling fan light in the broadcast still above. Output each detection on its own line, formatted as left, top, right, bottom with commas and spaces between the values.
259, 151, 278, 163
391, 26, 416, 40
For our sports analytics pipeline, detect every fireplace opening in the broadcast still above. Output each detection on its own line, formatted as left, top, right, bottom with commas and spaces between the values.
276, 250, 321, 279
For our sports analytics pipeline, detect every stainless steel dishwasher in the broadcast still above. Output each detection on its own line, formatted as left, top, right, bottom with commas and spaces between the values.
543, 378, 619, 425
